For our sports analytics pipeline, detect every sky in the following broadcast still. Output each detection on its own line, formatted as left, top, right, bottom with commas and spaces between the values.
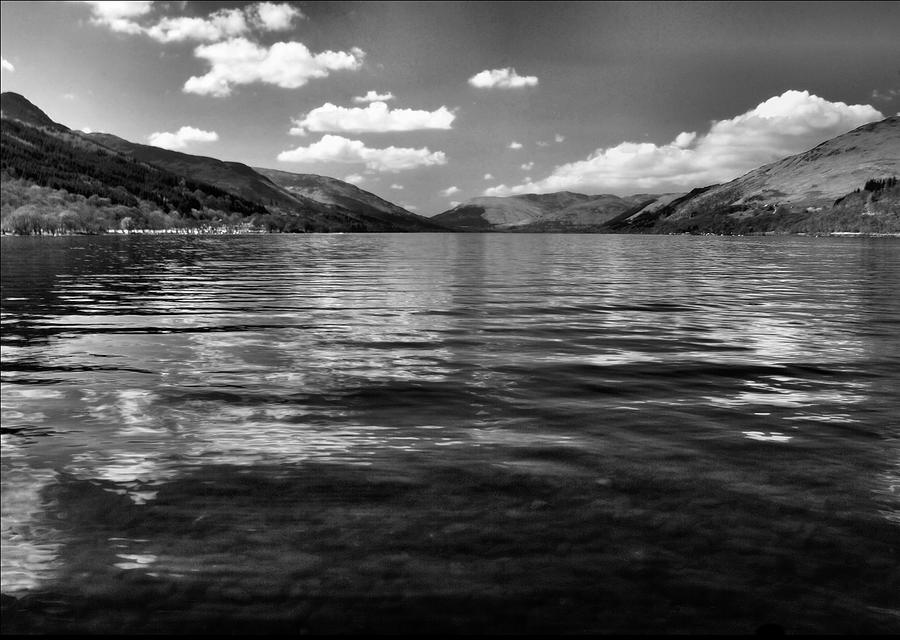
1, 1, 898, 215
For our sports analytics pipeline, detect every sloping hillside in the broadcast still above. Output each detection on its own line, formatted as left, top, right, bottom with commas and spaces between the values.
433, 191, 657, 231
0, 91, 447, 233
616, 116, 900, 234
254, 168, 448, 232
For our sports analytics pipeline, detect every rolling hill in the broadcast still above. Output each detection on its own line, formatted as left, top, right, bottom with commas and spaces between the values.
432, 191, 662, 231
0, 91, 447, 233
436, 116, 899, 235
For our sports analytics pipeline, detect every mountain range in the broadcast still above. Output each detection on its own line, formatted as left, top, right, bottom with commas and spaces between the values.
1, 91, 897, 235
436, 117, 899, 234
0, 92, 446, 233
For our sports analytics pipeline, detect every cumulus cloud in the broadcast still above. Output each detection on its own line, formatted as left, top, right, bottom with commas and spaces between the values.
1, 57, 14, 72
184, 38, 364, 97
253, 2, 304, 31
508, 141, 523, 150
485, 90, 883, 196
145, 8, 249, 43
440, 186, 460, 197
278, 134, 447, 172
449, 201, 460, 207
555, 134, 565, 143
81, 1, 153, 34
468, 67, 538, 89
354, 90, 395, 103
520, 162, 534, 171
148, 125, 219, 150
390, 183, 404, 190
484, 173, 494, 180
289, 101, 454, 135
344, 173, 365, 184
83, 2, 301, 41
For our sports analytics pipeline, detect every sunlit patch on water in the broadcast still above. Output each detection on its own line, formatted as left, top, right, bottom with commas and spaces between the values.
742, 431, 793, 443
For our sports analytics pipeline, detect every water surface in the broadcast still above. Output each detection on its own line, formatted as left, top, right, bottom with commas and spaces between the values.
2, 233, 898, 633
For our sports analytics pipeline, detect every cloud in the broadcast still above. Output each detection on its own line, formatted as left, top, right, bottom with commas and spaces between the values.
344, 173, 365, 184
184, 38, 365, 97
145, 8, 249, 43
84, 2, 301, 42
520, 162, 534, 171
354, 90, 395, 103
1, 57, 14, 72
485, 90, 883, 196
390, 183, 404, 190
253, 2, 304, 31
81, 126, 93, 134
148, 125, 219, 150
81, 1, 153, 35
400, 203, 418, 211
278, 134, 447, 172
468, 67, 538, 89
555, 134, 565, 143
440, 186, 460, 197
484, 173, 494, 180
872, 88, 900, 101
508, 141, 523, 150
449, 201, 460, 207
289, 101, 454, 135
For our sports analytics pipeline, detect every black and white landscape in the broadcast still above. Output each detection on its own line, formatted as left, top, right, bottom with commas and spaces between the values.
1, 1, 899, 635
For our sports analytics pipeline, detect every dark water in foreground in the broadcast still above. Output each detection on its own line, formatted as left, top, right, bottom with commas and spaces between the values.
1, 233, 898, 634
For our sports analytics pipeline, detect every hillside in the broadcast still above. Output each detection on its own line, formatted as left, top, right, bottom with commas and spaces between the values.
253, 168, 448, 232
0, 92, 446, 234
612, 116, 900, 234
433, 191, 659, 231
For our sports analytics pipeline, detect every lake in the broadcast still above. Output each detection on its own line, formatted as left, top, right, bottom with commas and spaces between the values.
1, 233, 898, 633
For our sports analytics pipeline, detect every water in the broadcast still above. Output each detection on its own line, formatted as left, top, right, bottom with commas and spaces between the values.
1, 233, 898, 634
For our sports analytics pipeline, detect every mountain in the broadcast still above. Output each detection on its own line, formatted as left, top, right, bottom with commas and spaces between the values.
437, 117, 899, 235
432, 191, 661, 231
0, 91, 445, 233
610, 116, 900, 234
254, 168, 447, 231
0, 92, 64, 130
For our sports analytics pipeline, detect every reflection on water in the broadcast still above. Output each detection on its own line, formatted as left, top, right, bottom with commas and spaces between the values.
2, 233, 899, 633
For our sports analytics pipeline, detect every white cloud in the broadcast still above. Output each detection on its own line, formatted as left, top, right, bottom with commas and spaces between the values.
520, 162, 534, 171
536, 140, 549, 147
468, 67, 538, 89
1, 57, 15, 72
148, 125, 219, 150
440, 186, 460, 197
344, 173, 365, 184
253, 2, 304, 31
277, 134, 447, 172
84, 2, 301, 42
485, 90, 883, 196
484, 173, 494, 180
390, 183, 404, 190
81, 126, 93, 134
508, 141, 523, 150
184, 38, 365, 97
289, 101, 455, 135
81, 1, 153, 34
555, 134, 565, 143
400, 203, 418, 211
146, 9, 249, 43
449, 201, 460, 207
354, 90, 395, 103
